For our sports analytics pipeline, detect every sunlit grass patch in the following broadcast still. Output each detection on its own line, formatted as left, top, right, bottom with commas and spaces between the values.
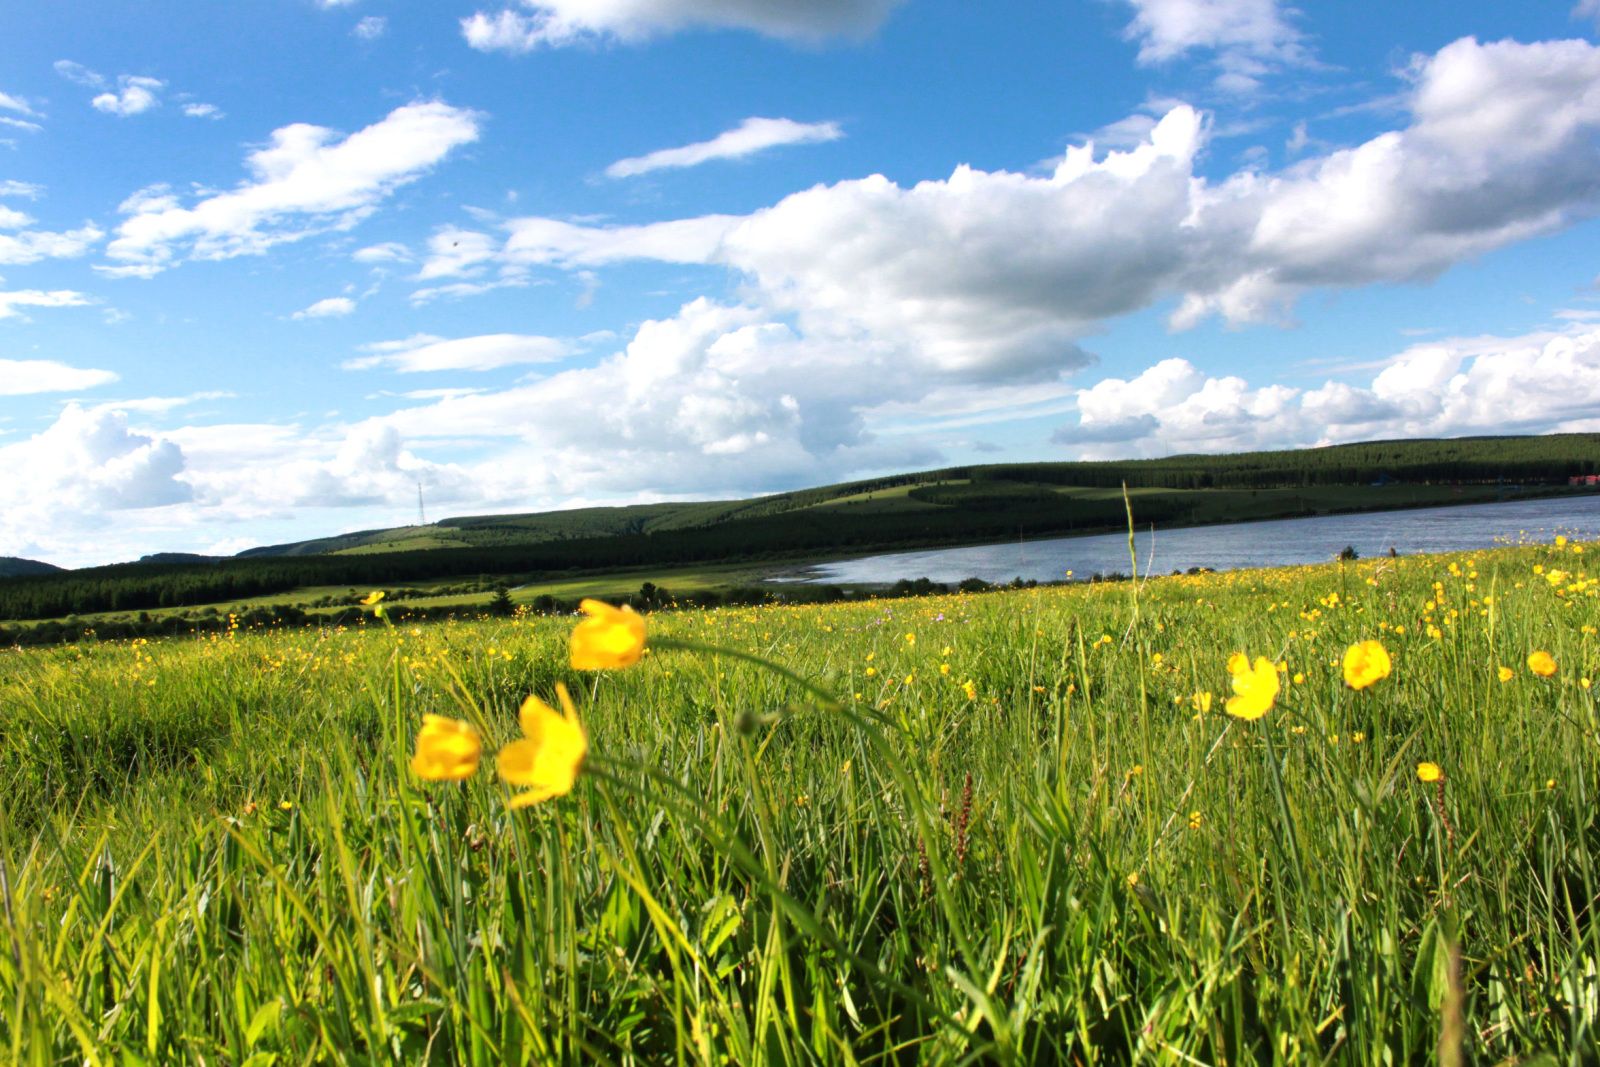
1, 537, 1598, 1062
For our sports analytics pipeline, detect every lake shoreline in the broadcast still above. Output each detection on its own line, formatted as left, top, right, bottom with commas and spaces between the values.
775, 486, 1600, 587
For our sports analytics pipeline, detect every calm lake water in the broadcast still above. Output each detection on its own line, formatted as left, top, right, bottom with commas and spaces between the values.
791, 494, 1600, 586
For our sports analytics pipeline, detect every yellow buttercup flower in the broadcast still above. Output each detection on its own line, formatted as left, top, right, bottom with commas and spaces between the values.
410, 714, 482, 782
498, 684, 588, 808
1225, 653, 1280, 720
1416, 761, 1442, 783
1527, 650, 1558, 677
361, 590, 386, 606
1497, 665, 1514, 683
1341, 640, 1391, 690
570, 599, 647, 670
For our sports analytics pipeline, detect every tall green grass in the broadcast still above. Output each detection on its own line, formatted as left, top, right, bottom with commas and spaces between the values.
2, 542, 1597, 1063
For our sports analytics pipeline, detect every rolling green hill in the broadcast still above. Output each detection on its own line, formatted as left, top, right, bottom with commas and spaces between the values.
235, 433, 1600, 560
2, 433, 1596, 633
0, 557, 62, 578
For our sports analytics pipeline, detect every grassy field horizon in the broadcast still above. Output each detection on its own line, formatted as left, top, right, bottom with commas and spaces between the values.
3, 481, 1589, 641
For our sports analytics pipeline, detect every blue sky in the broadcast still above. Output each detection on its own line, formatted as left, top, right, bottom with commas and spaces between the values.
3, 0, 1600, 566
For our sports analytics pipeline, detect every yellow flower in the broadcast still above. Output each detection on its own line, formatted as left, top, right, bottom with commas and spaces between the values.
570, 599, 646, 670
1497, 665, 1514, 683
1416, 761, 1442, 783
1527, 650, 1558, 677
498, 684, 588, 808
1341, 640, 1392, 690
361, 590, 386, 606
1225, 654, 1280, 720
410, 714, 482, 782
962, 680, 978, 701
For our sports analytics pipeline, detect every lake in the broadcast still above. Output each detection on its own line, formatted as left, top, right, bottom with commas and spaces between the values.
790, 493, 1600, 586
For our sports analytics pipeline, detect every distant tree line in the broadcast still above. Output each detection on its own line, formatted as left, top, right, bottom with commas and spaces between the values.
1, 576, 1063, 647
4, 434, 1594, 624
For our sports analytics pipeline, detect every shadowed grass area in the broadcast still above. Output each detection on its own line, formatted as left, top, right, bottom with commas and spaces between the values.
2, 537, 1598, 1063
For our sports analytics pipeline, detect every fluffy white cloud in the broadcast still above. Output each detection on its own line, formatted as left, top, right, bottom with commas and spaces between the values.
1174, 36, 1600, 326
0, 91, 39, 117
606, 117, 843, 178
0, 405, 192, 558
0, 357, 117, 395
0, 288, 93, 320
183, 102, 224, 119
352, 241, 411, 263
0, 180, 43, 199
1054, 326, 1600, 457
0, 205, 33, 228
461, 0, 902, 51
1121, 0, 1302, 63
423, 37, 1600, 371
292, 296, 356, 319
358, 298, 961, 499
100, 101, 480, 277
344, 332, 574, 372
1121, 0, 1309, 92
353, 15, 387, 38
180, 420, 477, 512
0, 223, 103, 266
91, 76, 165, 116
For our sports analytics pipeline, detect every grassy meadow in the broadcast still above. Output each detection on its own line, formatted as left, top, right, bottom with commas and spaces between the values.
2, 537, 1599, 1064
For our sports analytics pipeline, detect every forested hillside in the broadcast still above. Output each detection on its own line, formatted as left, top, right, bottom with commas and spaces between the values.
4, 434, 1595, 623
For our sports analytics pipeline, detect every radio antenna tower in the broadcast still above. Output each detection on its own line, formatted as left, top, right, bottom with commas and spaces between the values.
417, 481, 427, 526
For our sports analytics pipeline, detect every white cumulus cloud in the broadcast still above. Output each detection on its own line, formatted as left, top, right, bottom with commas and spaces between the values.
352, 241, 411, 263
100, 101, 481, 277
183, 102, 224, 119
606, 117, 843, 178
420, 37, 1600, 378
292, 296, 356, 319
0, 91, 39, 117
0, 358, 118, 395
1121, 0, 1310, 92
0, 223, 103, 266
1122, 0, 1303, 62
0, 288, 94, 320
344, 332, 574, 372
1055, 325, 1600, 458
91, 75, 165, 117
0, 405, 192, 559
461, 0, 903, 51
